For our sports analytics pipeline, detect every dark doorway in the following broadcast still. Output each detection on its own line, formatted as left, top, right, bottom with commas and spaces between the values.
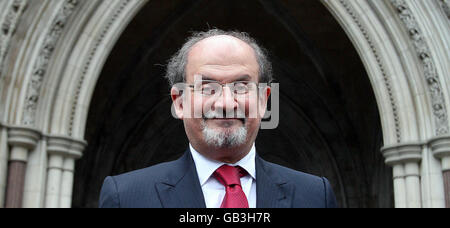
72, 0, 393, 208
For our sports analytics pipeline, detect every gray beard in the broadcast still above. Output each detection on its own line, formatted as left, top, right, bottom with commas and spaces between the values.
201, 110, 247, 148
202, 122, 247, 148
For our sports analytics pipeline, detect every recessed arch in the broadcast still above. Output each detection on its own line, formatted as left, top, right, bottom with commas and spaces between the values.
1, 0, 448, 208
73, 0, 391, 208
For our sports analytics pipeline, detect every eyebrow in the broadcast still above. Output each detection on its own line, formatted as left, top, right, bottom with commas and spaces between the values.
200, 74, 252, 82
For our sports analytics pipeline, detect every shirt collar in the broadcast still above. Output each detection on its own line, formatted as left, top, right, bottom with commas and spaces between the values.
189, 143, 256, 186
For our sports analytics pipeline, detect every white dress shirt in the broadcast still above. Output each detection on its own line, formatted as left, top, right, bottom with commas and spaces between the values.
190, 144, 257, 208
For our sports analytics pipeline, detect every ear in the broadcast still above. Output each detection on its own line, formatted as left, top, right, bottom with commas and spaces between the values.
258, 86, 271, 118
171, 87, 184, 119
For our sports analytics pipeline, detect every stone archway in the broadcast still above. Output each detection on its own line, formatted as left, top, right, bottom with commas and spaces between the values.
74, 0, 388, 208
0, 0, 449, 208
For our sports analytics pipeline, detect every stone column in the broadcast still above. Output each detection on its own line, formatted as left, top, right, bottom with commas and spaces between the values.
391, 164, 407, 208
429, 136, 450, 208
45, 153, 64, 208
46, 135, 85, 208
0, 124, 9, 207
5, 126, 40, 208
60, 140, 85, 208
381, 143, 422, 208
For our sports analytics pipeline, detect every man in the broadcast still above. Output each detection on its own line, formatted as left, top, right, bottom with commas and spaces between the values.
99, 29, 337, 208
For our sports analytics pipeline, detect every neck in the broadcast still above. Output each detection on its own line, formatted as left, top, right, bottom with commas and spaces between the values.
191, 142, 254, 164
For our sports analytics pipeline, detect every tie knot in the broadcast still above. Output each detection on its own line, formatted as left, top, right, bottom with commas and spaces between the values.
213, 165, 247, 187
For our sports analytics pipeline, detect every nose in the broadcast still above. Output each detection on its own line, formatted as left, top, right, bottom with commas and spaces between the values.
213, 87, 238, 114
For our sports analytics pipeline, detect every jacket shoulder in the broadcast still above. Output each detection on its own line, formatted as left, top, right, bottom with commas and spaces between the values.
109, 156, 184, 194
260, 159, 338, 208
99, 158, 181, 208
113, 160, 177, 184
262, 159, 324, 184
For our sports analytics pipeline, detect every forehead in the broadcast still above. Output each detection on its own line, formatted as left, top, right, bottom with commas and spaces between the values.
186, 35, 259, 82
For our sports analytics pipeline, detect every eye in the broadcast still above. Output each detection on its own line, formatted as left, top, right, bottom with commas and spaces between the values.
233, 82, 249, 94
202, 86, 216, 95
201, 83, 219, 95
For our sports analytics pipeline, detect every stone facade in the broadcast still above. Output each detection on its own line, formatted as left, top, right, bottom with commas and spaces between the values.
0, 0, 449, 207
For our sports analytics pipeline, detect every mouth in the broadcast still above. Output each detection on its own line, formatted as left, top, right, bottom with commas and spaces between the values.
205, 118, 245, 124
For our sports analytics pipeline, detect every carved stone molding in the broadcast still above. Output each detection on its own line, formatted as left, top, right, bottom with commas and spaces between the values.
47, 134, 87, 159
69, 0, 131, 136
0, 0, 28, 77
429, 135, 450, 160
381, 142, 423, 166
338, 0, 402, 143
438, 0, 450, 20
22, 0, 79, 126
7, 125, 41, 151
390, 0, 449, 136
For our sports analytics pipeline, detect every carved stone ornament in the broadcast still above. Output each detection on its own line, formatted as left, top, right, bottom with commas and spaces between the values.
22, 0, 79, 126
69, 0, 131, 136
438, 0, 450, 20
0, 0, 28, 77
339, 0, 402, 143
390, 0, 449, 136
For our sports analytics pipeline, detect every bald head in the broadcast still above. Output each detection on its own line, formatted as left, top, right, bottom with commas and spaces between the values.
189, 35, 257, 63
185, 35, 259, 82
165, 29, 273, 87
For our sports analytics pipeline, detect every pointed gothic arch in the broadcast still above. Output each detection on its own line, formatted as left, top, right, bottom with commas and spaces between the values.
0, 0, 449, 208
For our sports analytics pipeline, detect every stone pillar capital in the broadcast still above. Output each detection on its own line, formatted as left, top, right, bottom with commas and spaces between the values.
46, 134, 87, 159
381, 142, 423, 166
428, 135, 450, 159
7, 125, 41, 150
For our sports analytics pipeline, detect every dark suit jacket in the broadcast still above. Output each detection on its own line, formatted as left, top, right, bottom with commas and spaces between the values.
99, 149, 338, 208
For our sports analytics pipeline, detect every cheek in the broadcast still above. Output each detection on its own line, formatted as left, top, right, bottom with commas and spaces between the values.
185, 94, 210, 118
192, 96, 202, 114
245, 115, 262, 138
184, 114, 204, 137
196, 98, 216, 117
241, 97, 258, 119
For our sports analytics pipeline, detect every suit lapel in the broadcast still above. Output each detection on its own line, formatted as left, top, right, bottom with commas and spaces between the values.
256, 155, 294, 208
154, 149, 293, 208
155, 150, 206, 208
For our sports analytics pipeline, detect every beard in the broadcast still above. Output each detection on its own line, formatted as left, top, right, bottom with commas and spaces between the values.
201, 109, 247, 148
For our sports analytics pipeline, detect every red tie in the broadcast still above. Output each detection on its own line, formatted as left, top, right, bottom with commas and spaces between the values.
213, 165, 249, 208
